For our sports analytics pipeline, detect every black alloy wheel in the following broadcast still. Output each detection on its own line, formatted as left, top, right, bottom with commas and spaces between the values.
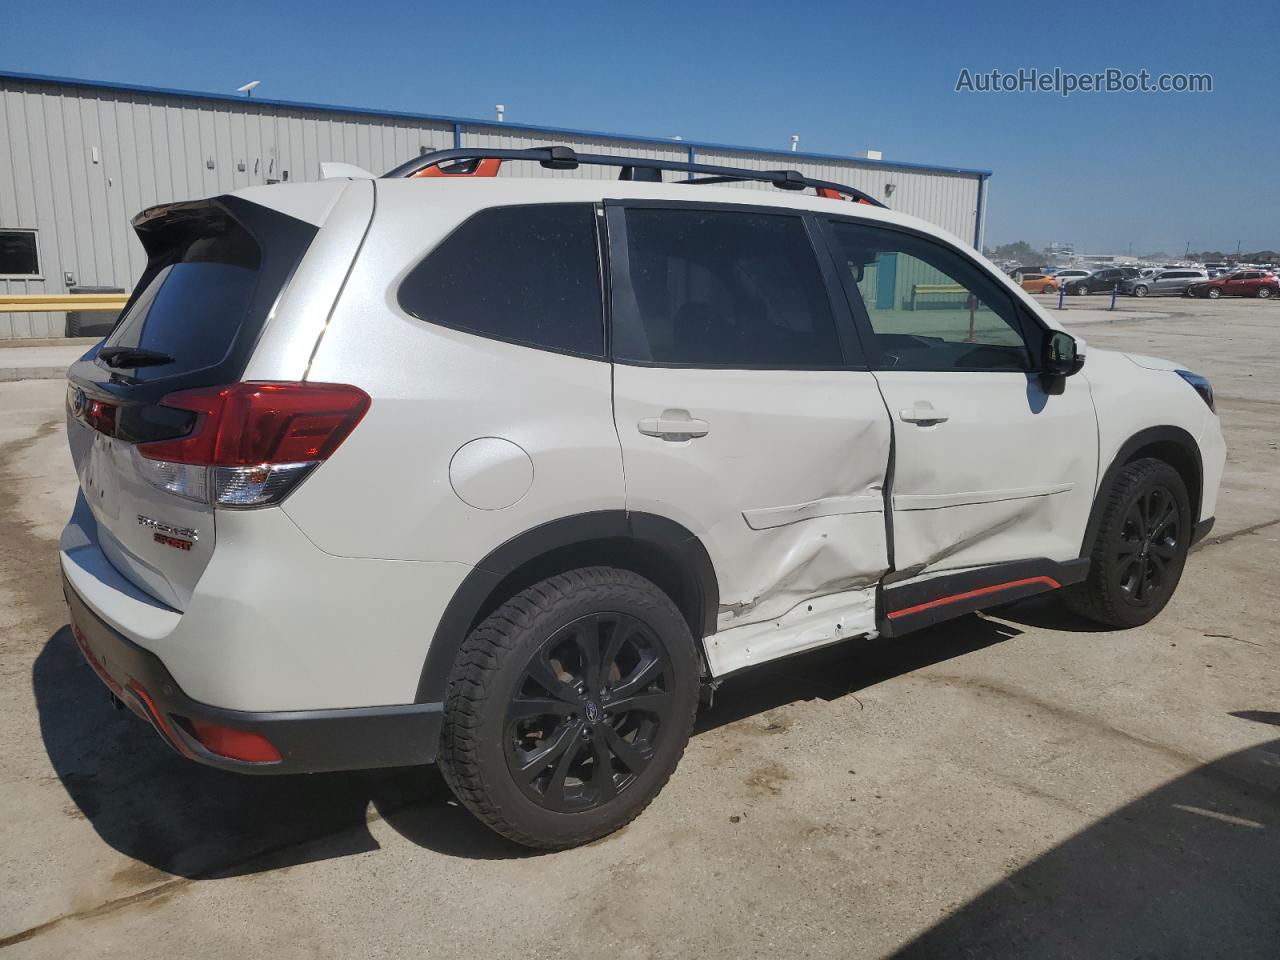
1064, 458, 1191, 628
1115, 485, 1181, 607
438, 567, 699, 849
505, 612, 674, 813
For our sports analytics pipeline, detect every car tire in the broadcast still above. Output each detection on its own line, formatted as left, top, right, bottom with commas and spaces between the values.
1134, 285, 1148, 297
64, 313, 82, 338
1207, 288, 1221, 299
1064, 458, 1192, 629
1074, 284, 1089, 296
1258, 287, 1272, 299
438, 566, 700, 850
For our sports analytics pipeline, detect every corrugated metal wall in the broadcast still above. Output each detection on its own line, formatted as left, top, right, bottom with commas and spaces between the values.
692, 147, 981, 241
0, 74, 986, 339
0, 78, 454, 337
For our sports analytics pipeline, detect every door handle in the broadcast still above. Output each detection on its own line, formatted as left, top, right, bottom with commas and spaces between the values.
899, 401, 949, 426
637, 411, 710, 440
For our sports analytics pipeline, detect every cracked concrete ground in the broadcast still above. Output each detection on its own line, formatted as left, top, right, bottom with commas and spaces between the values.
0, 296, 1278, 958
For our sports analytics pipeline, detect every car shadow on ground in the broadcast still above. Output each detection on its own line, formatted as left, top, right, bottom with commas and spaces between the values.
891, 722, 1280, 958
986, 592, 1115, 633
35, 612, 1018, 876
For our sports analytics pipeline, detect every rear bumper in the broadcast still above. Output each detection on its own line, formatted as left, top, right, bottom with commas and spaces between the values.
64, 577, 442, 774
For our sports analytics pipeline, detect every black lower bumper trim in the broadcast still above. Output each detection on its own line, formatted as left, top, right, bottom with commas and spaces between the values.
879, 556, 1091, 637
1191, 516, 1216, 546
63, 578, 441, 775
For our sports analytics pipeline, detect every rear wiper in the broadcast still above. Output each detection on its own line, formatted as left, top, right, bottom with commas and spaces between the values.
98, 346, 176, 368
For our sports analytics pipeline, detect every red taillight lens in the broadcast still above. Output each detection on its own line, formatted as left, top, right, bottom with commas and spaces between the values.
85, 398, 118, 436
187, 719, 283, 764
138, 382, 371, 466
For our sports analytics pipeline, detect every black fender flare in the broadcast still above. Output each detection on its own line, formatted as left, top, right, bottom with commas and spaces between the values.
414, 511, 718, 703
1079, 425, 1203, 557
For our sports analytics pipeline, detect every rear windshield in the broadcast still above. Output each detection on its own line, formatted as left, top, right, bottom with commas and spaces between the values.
102, 215, 262, 382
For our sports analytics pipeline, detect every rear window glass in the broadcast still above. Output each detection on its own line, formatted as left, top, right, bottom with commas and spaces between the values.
102, 218, 261, 382
397, 204, 604, 357
611, 208, 843, 368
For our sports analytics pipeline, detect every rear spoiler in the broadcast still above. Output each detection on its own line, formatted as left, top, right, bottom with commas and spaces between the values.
319, 161, 376, 180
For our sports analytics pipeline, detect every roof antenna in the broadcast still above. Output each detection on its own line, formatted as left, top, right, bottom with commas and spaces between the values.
790, 134, 799, 153
495, 103, 505, 123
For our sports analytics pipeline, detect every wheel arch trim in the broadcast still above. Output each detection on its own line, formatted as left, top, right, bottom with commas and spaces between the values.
1080, 425, 1203, 557
414, 511, 719, 703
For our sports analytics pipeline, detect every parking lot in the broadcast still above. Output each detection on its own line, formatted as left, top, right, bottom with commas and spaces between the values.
1, 295, 1277, 958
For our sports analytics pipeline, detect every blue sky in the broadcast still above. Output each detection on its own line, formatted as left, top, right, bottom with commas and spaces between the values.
2, 0, 1277, 254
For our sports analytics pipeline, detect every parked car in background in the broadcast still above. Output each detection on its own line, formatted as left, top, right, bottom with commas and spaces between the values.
1054, 269, 1091, 285
1019, 273, 1059, 294
1120, 269, 1209, 298
1187, 270, 1279, 299
1065, 267, 1141, 295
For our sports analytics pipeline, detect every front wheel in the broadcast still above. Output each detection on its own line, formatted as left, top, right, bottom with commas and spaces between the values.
1257, 286, 1272, 299
1207, 288, 1222, 299
438, 567, 700, 849
1064, 458, 1191, 628
1133, 285, 1148, 297
1074, 284, 1089, 296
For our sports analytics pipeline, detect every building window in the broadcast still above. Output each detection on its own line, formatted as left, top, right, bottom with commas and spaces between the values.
0, 230, 40, 276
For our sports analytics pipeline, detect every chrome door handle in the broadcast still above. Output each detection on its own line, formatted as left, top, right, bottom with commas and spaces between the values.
637, 411, 710, 440
899, 402, 949, 426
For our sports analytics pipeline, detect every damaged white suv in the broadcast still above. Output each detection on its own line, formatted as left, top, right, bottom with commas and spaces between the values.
61, 147, 1225, 849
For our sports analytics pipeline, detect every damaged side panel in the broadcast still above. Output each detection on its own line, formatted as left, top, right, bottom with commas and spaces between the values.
705, 584, 878, 677
611, 365, 893, 662
874, 369, 1099, 573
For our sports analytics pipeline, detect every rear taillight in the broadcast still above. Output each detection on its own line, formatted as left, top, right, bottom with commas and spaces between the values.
136, 382, 370, 508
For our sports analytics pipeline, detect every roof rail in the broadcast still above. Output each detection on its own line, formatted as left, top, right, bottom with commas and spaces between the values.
383, 146, 887, 207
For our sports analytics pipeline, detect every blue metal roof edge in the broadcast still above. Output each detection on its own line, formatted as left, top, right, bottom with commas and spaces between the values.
0, 69, 993, 180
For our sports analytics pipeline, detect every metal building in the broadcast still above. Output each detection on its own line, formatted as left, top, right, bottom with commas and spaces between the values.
0, 70, 991, 339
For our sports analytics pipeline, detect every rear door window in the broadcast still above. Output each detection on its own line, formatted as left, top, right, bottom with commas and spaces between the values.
397, 203, 604, 358
609, 206, 846, 368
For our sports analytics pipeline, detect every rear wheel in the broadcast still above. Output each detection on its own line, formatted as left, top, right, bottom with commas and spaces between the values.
438, 567, 700, 849
1258, 286, 1272, 299
1064, 458, 1191, 628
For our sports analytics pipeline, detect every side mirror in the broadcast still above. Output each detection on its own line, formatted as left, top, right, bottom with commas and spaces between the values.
1043, 330, 1084, 377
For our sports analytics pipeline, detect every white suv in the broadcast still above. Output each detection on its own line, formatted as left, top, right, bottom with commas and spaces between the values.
61, 147, 1225, 849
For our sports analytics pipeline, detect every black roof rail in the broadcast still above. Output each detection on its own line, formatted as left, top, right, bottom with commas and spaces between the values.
383, 146, 887, 207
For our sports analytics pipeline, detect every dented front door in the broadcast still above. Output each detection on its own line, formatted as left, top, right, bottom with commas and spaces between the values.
876, 370, 1098, 573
